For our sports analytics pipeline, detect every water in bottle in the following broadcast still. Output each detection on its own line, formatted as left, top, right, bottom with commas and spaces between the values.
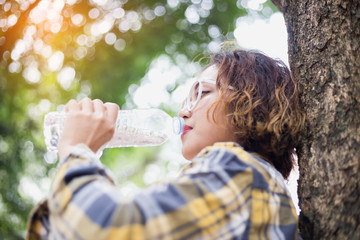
44, 108, 184, 152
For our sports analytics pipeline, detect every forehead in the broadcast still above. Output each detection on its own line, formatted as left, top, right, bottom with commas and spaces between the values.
196, 65, 218, 82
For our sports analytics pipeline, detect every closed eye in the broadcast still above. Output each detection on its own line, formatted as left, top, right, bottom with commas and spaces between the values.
200, 90, 211, 98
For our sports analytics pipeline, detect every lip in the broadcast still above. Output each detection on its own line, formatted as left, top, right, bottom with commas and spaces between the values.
181, 125, 193, 137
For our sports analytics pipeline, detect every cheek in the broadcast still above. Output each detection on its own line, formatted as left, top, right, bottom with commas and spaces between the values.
203, 102, 235, 140
197, 96, 217, 116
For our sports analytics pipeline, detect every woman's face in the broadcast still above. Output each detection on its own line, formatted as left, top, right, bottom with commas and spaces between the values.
178, 65, 237, 160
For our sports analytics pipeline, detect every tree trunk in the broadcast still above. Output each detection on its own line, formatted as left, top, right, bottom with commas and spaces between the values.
271, 0, 360, 239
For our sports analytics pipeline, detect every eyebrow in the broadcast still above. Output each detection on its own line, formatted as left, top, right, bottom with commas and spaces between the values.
198, 78, 235, 90
198, 79, 216, 84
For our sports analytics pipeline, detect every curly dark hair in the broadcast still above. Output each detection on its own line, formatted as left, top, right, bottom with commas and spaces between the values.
207, 50, 305, 179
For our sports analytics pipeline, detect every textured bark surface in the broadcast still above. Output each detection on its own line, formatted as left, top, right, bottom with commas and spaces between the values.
272, 0, 360, 239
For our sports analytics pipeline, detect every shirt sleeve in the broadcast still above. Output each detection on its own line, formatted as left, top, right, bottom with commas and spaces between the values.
29, 143, 298, 240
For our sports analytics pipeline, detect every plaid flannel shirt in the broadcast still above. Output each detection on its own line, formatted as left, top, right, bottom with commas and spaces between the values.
26, 142, 298, 240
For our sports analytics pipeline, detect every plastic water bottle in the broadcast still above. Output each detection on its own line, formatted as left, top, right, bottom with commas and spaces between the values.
44, 108, 184, 152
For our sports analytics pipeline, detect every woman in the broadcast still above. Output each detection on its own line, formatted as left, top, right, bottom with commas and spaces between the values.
27, 50, 305, 239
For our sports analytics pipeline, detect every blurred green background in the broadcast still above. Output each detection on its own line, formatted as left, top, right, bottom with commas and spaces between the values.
0, 0, 279, 238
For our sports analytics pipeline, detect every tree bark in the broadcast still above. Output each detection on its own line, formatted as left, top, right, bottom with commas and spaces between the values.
272, 0, 360, 239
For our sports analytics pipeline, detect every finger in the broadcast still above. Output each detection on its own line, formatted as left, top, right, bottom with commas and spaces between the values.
93, 99, 104, 115
104, 102, 119, 123
65, 99, 80, 112
80, 97, 93, 113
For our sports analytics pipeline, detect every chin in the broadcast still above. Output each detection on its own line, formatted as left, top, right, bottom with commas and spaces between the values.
182, 151, 193, 160
182, 148, 197, 160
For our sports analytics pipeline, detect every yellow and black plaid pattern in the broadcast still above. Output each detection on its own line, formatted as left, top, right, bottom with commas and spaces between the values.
26, 142, 298, 240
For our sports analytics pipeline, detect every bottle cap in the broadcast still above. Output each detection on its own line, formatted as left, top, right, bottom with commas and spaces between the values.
172, 116, 184, 135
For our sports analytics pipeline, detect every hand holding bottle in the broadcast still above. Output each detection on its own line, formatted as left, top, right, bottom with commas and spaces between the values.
44, 99, 184, 159
58, 98, 119, 161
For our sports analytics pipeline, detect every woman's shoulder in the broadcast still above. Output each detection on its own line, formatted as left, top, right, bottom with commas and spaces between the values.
189, 142, 289, 193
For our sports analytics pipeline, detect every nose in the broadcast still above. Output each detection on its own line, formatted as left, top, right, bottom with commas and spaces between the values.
178, 105, 192, 119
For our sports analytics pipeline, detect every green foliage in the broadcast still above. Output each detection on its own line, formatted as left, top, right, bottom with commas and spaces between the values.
0, 0, 277, 238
